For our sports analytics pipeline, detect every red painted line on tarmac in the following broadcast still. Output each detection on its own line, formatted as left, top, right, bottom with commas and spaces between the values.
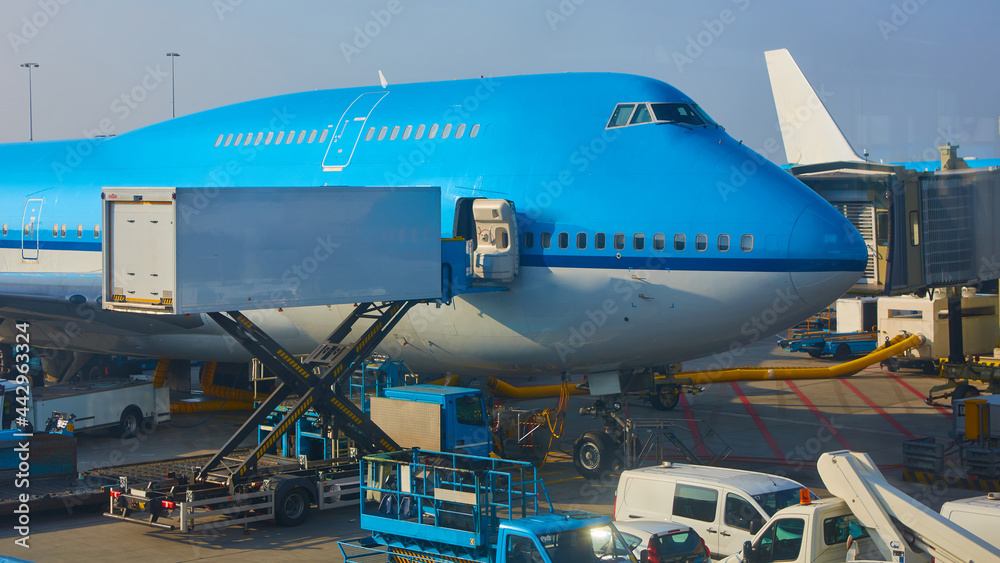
784, 381, 854, 450
678, 393, 710, 458
839, 379, 916, 440
729, 381, 784, 459
887, 374, 953, 419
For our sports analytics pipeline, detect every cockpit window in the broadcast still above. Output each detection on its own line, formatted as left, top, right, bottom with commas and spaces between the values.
607, 104, 635, 128
651, 103, 707, 126
629, 103, 652, 125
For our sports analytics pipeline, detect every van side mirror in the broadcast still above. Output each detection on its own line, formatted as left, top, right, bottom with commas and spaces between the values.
639, 549, 649, 563
742, 540, 756, 563
749, 517, 763, 535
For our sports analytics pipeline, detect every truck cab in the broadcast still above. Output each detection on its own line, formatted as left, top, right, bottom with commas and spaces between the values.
369, 385, 491, 456
499, 512, 636, 563
727, 498, 877, 563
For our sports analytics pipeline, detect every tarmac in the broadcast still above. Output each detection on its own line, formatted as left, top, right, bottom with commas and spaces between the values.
0, 336, 986, 562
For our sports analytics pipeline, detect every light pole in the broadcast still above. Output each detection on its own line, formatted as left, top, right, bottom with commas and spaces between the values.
20, 62, 39, 141
166, 53, 179, 118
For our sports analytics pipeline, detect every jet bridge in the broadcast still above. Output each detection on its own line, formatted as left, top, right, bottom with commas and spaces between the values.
100, 186, 501, 485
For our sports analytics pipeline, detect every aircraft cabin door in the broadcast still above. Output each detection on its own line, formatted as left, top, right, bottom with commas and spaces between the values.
322, 91, 389, 171
21, 198, 43, 260
471, 199, 519, 283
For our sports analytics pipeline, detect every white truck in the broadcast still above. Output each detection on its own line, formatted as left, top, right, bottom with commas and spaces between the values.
1, 378, 170, 437
724, 451, 1000, 563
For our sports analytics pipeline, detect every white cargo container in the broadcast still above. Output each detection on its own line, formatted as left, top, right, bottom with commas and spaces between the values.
101, 186, 442, 315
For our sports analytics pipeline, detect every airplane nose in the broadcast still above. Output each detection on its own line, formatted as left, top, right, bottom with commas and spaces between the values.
787, 202, 868, 307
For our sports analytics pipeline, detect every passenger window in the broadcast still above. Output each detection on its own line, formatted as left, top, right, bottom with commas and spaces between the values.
633, 233, 644, 250
390, 126, 400, 140
718, 234, 730, 252
725, 494, 763, 532
524, 232, 534, 249
214, 134, 223, 147
653, 233, 665, 251
576, 232, 587, 249
429, 124, 439, 139
52, 224, 58, 237
2, 224, 6, 236
470, 124, 480, 138
402, 125, 413, 140
672, 484, 718, 523
541, 232, 551, 249
741, 234, 754, 252
607, 104, 636, 128
441, 124, 452, 139
415, 124, 426, 139
613, 233, 625, 250
275, 131, 285, 144
61, 224, 66, 237
252, 132, 261, 145
558, 232, 568, 249
365, 127, 376, 141
224, 133, 234, 146
307, 130, 318, 143
455, 123, 466, 139
94, 225, 100, 238
244, 132, 254, 146
264, 131, 274, 145
696, 233, 707, 251
234, 133, 243, 146
629, 103, 652, 125
595, 232, 606, 250
377, 127, 387, 141
674, 233, 686, 251
285, 130, 296, 144
296, 130, 306, 143
77, 225, 83, 238
319, 129, 329, 143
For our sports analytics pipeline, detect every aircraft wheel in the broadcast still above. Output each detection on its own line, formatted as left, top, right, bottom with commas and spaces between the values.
275, 486, 310, 527
573, 431, 615, 480
649, 385, 680, 411
834, 344, 852, 362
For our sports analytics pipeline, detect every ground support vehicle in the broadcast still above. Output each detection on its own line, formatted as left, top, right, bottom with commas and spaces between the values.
726, 450, 1000, 563
1, 377, 170, 438
939, 492, 1000, 547
777, 330, 877, 360
337, 448, 638, 563
614, 462, 810, 557
924, 358, 1000, 406
0, 427, 118, 516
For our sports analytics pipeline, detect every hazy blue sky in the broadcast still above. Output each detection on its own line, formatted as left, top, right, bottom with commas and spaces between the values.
1, 0, 997, 163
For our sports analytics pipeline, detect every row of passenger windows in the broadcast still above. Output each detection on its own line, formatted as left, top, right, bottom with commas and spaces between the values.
214, 129, 330, 148
2, 222, 100, 238
523, 232, 753, 252
365, 123, 480, 142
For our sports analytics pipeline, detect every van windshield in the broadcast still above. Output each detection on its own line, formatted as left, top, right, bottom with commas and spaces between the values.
753, 487, 807, 517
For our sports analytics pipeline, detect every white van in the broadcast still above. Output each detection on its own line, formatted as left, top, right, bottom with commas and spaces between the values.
939, 492, 1000, 547
614, 462, 811, 558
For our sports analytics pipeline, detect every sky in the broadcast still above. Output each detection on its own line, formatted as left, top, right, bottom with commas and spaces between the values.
1, 0, 998, 164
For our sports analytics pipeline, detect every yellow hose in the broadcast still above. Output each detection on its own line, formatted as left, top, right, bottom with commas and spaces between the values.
152, 358, 169, 388
198, 361, 267, 403
680, 333, 923, 385
170, 399, 253, 413
486, 377, 588, 399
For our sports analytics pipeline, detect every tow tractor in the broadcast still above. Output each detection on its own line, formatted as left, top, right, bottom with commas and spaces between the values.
725, 450, 1000, 563
338, 448, 637, 563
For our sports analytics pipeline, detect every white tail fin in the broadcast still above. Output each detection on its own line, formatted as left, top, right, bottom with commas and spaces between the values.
765, 48, 863, 165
